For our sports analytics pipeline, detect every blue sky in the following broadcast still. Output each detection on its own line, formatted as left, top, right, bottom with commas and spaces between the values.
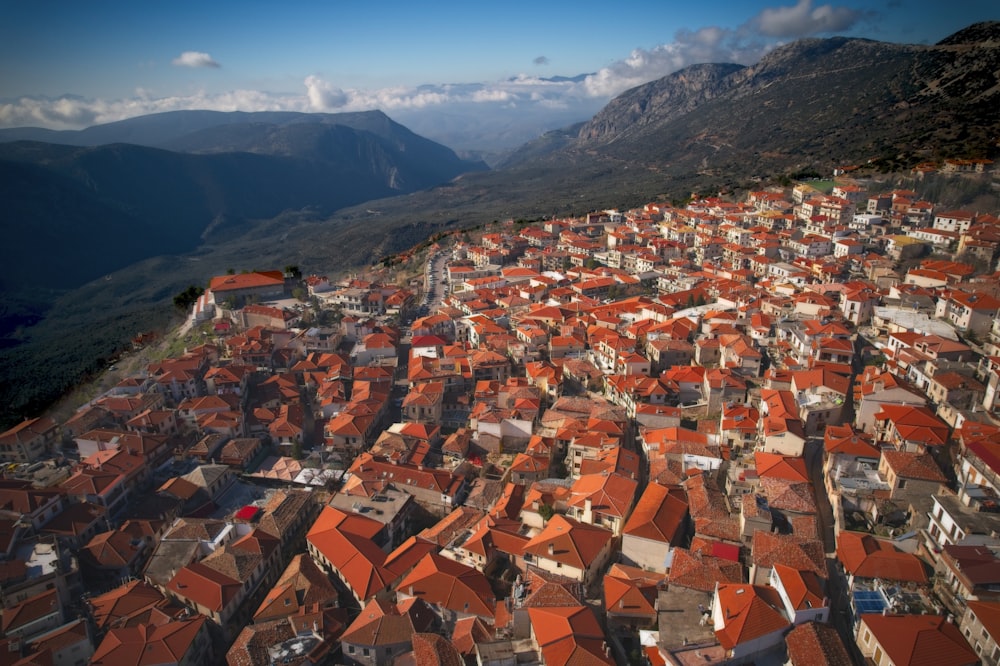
0, 0, 996, 145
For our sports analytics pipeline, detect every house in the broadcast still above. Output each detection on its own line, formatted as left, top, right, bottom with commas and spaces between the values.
395, 552, 497, 624
769, 563, 829, 625
253, 553, 339, 622
856, 613, 977, 666
836, 531, 928, 587
937, 546, 1000, 613
960, 600, 1000, 665
603, 563, 665, 629
926, 494, 1000, 556
340, 597, 437, 666
0, 417, 59, 464
712, 583, 791, 662
784, 621, 854, 666
620, 483, 689, 571
306, 506, 395, 605
91, 615, 211, 666
2, 588, 63, 640
526, 605, 614, 666
873, 404, 950, 452
521, 515, 614, 586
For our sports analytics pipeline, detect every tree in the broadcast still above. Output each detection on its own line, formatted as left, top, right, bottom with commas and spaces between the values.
291, 440, 303, 460
172, 285, 204, 311
538, 503, 555, 522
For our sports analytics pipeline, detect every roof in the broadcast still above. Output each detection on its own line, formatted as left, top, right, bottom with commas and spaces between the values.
209, 270, 284, 293
91, 616, 208, 666
881, 450, 947, 483
859, 613, 977, 666
836, 532, 928, 583
87, 580, 168, 631
341, 597, 435, 647
527, 605, 613, 666
751, 532, 827, 578
714, 583, 790, 650
305, 506, 395, 601
621, 483, 688, 544
396, 552, 496, 619
521, 515, 613, 570
2, 589, 60, 634
165, 561, 242, 612
784, 621, 853, 666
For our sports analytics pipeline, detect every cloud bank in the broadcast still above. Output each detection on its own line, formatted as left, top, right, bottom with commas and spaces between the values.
0, 1, 870, 135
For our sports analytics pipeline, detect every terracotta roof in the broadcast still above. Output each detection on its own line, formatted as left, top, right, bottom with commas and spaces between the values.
752, 532, 826, 578
411, 633, 464, 666
254, 554, 338, 622
754, 452, 810, 483
668, 548, 744, 592
521, 515, 613, 570
714, 584, 790, 650
397, 552, 496, 619
622, 483, 688, 544
836, 532, 927, 583
603, 573, 657, 620
91, 616, 207, 666
306, 505, 402, 601
881, 450, 947, 483
784, 621, 853, 666
341, 597, 435, 647
527, 605, 613, 666
166, 560, 242, 612
87, 580, 169, 631
859, 613, 976, 666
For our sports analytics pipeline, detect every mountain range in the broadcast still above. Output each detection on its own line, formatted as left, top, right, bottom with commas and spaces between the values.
1, 22, 999, 428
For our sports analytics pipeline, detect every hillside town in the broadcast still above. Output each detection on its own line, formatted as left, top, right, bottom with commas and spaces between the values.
4, 172, 1000, 666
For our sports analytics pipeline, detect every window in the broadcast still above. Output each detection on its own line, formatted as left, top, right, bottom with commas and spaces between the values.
897, 479, 906, 489
363, 648, 369, 657
863, 630, 871, 645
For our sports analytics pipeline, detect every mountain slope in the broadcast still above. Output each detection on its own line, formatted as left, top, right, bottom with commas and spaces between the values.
504, 23, 1000, 181
0, 112, 485, 293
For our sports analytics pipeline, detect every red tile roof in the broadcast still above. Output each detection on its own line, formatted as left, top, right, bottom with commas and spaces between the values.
836, 532, 928, 583
91, 616, 207, 666
859, 613, 976, 666
714, 583, 789, 650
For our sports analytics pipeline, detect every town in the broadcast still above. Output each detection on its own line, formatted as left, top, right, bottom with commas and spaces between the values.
2, 164, 1000, 666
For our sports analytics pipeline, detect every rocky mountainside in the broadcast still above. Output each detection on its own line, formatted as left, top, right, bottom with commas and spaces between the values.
503, 22, 1000, 181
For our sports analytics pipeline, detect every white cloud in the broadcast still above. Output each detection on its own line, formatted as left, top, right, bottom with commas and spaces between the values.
171, 51, 221, 68
0, 2, 869, 139
304, 75, 348, 110
579, 26, 768, 98
751, 0, 864, 37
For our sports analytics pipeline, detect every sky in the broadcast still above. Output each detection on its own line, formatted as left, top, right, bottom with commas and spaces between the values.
0, 0, 996, 147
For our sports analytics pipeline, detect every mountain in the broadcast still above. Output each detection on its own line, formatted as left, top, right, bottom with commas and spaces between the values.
503, 22, 1000, 182
0, 111, 485, 294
